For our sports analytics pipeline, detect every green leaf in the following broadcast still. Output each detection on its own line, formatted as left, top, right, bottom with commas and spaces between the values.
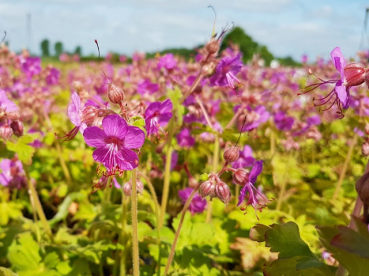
6, 135, 36, 164
0, 267, 18, 276
49, 192, 85, 226
7, 233, 41, 271
265, 222, 316, 259
44, 252, 59, 269
317, 225, 369, 275
132, 116, 147, 136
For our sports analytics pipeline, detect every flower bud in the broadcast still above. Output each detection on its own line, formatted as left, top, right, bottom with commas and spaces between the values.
205, 38, 220, 56
233, 169, 249, 185
214, 181, 231, 205
7, 111, 20, 121
123, 179, 144, 196
108, 84, 125, 104
0, 124, 13, 141
365, 124, 369, 136
362, 143, 369, 156
189, 177, 198, 188
81, 106, 97, 125
199, 180, 215, 198
10, 120, 23, 137
343, 63, 366, 87
223, 147, 240, 163
73, 81, 83, 93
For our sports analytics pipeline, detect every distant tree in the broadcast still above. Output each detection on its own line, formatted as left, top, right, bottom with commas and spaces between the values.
278, 56, 301, 67
220, 26, 258, 63
40, 39, 50, 57
74, 46, 82, 56
258, 45, 274, 66
54, 41, 63, 57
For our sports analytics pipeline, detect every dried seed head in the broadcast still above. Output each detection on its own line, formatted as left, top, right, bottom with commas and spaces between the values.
107, 84, 125, 104
214, 181, 231, 205
0, 124, 13, 141
199, 180, 216, 198
10, 120, 23, 137
233, 169, 249, 185
223, 146, 240, 163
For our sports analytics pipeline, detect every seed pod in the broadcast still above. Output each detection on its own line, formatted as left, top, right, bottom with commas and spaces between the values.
344, 63, 366, 87
223, 146, 240, 163
214, 181, 231, 205
108, 84, 125, 104
233, 169, 249, 185
0, 124, 13, 141
199, 180, 215, 198
10, 120, 23, 137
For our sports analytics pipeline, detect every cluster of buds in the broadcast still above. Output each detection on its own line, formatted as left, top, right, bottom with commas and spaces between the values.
199, 174, 232, 205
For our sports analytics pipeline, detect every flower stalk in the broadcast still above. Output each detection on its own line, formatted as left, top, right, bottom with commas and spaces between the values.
206, 134, 219, 223
131, 168, 140, 276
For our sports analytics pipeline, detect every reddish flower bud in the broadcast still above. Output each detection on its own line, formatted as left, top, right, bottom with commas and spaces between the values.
123, 179, 144, 196
10, 120, 23, 137
73, 81, 83, 93
362, 143, 369, 156
223, 147, 240, 163
366, 71, 369, 89
214, 181, 231, 205
343, 63, 366, 87
233, 169, 249, 185
205, 38, 220, 56
81, 106, 97, 125
189, 177, 198, 188
0, 124, 13, 141
7, 111, 20, 121
199, 180, 215, 198
365, 124, 369, 136
108, 84, 125, 104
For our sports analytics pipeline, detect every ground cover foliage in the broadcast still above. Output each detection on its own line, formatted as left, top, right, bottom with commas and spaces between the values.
0, 26, 369, 276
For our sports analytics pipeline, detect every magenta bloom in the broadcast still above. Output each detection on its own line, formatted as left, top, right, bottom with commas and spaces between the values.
177, 128, 195, 148
21, 57, 41, 78
235, 105, 270, 132
83, 114, 145, 174
300, 47, 359, 118
0, 159, 26, 189
46, 68, 60, 85
178, 187, 207, 215
209, 53, 243, 89
274, 111, 294, 131
144, 99, 173, 136
157, 53, 177, 70
237, 160, 268, 217
0, 89, 18, 113
232, 145, 255, 169
137, 79, 159, 96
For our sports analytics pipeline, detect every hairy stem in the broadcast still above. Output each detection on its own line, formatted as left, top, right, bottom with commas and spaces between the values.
140, 174, 162, 276
55, 141, 72, 186
120, 190, 128, 276
275, 153, 291, 215
206, 134, 219, 223
333, 134, 358, 200
160, 118, 175, 229
164, 185, 200, 275
194, 95, 213, 128
24, 166, 54, 242
131, 168, 140, 276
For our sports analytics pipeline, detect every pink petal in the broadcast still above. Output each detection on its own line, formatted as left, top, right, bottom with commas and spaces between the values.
83, 126, 107, 148
102, 114, 128, 138
249, 160, 263, 184
116, 148, 139, 170
330, 47, 346, 75
93, 144, 118, 170
124, 126, 145, 149
145, 102, 161, 118
160, 99, 173, 114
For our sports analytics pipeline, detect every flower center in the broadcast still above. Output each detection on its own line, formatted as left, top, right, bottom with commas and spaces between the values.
105, 136, 122, 146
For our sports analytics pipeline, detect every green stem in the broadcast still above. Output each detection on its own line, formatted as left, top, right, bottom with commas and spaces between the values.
270, 130, 275, 158
275, 153, 291, 215
55, 141, 72, 186
235, 185, 240, 206
120, 192, 128, 276
131, 168, 140, 276
206, 134, 219, 223
140, 174, 162, 276
333, 134, 358, 200
164, 185, 200, 275
24, 166, 54, 242
159, 118, 175, 229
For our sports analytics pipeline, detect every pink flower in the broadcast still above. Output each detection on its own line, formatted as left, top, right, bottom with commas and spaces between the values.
209, 53, 243, 89
83, 114, 145, 175
144, 99, 173, 136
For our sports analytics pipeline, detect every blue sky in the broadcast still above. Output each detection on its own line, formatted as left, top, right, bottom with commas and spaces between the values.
0, 0, 368, 61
